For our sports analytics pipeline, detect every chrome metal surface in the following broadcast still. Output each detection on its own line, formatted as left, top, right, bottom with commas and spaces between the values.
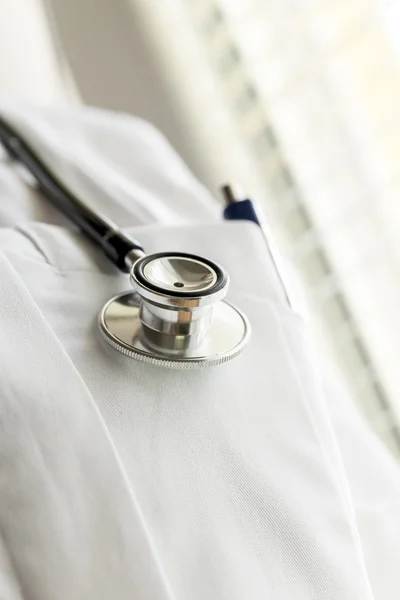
99, 251, 250, 367
131, 254, 227, 308
98, 292, 250, 368
143, 256, 217, 293
124, 248, 146, 270
220, 183, 244, 205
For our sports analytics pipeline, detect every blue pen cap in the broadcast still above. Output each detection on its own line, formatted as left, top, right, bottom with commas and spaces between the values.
221, 184, 261, 226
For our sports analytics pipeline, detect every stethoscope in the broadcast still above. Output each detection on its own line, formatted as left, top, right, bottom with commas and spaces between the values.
0, 116, 290, 368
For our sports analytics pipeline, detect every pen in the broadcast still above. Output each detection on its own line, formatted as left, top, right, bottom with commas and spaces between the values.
221, 184, 293, 308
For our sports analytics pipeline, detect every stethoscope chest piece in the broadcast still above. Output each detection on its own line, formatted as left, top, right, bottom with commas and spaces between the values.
98, 252, 250, 368
0, 118, 256, 370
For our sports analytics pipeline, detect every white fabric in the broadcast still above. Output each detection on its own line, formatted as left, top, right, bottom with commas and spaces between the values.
0, 102, 399, 600
0, 0, 69, 105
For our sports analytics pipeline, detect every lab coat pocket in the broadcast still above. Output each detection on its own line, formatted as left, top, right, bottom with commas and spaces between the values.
0, 222, 374, 600
97, 288, 373, 600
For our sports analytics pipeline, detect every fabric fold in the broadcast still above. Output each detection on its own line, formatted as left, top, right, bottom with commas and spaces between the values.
0, 251, 174, 600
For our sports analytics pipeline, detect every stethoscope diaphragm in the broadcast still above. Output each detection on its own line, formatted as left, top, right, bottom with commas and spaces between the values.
98, 252, 250, 368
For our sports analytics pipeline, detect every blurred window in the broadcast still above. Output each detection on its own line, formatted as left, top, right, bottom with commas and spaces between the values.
139, 0, 400, 456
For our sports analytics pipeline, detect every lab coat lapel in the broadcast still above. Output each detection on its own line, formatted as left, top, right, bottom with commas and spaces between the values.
0, 252, 174, 600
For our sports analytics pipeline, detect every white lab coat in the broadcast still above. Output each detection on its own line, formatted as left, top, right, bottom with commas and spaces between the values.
0, 103, 399, 600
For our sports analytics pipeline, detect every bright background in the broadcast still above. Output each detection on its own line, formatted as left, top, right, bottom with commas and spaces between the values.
1, 0, 400, 455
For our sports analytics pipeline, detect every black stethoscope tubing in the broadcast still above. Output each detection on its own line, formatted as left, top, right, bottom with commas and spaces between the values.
0, 116, 144, 273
